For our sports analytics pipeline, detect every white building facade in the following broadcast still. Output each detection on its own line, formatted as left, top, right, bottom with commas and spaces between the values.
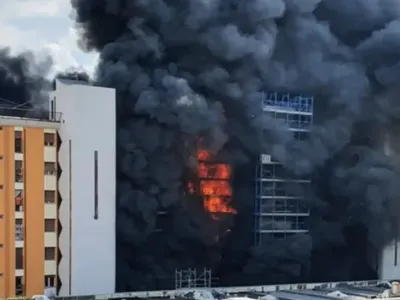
51, 79, 116, 296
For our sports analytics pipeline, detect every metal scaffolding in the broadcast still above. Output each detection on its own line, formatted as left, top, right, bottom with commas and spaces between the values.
175, 268, 212, 289
255, 92, 314, 246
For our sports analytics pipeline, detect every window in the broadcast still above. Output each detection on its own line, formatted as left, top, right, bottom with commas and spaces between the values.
16, 248, 23, 269
45, 247, 55, 260
0, 214, 3, 219
45, 219, 55, 232
0, 274, 3, 278
45, 275, 55, 287
0, 185, 3, 189
45, 191, 55, 204
44, 133, 55, 146
0, 156, 3, 160
15, 161, 23, 182
0, 244, 3, 248
44, 162, 56, 175
0, 126, 3, 130
16, 219, 23, 241
16, 277, 23, 296
15, 131, 22, 153
15, 190, 23, 212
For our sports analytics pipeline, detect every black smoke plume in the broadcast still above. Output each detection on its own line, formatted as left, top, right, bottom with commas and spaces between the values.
0, 48, 52, 114
66, 0, 400, 290
55, 68, 90, 82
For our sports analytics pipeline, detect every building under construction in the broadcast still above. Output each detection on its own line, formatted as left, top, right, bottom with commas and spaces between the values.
254, 92, 314, 245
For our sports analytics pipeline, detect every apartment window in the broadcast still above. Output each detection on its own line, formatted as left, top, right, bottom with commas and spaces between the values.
0, 244, 3, 248
15, 161, 23, 182
44, 162, 56, 175
45, 219, 55, 232
15, 131, 22, 153
0, 185, 3, 189
15, 190, 23, 212
45, 247, 55, 260
44, 133, 55, 146
44, 275, 55, 287
16, 277, 23, 296
16, 219, 23, 241
0, 274, 3, 278
45, 191, 55, 204
0, 126, 3, 130
0, 214, 3, 219
0, 156, 3, 160
16, 248, 23, 269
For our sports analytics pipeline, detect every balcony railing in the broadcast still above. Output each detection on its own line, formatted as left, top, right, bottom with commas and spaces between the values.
0, 107, 62, 122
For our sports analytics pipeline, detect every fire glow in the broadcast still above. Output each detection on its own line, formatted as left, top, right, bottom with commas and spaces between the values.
189, 149, 237, 219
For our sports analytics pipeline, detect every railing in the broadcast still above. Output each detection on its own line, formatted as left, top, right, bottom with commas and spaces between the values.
261, 92, 314, 113
0, 107, 62, 123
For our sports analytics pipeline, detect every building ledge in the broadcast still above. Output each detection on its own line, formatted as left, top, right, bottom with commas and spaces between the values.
0, 107, 62, 129
0, 115, 61, 129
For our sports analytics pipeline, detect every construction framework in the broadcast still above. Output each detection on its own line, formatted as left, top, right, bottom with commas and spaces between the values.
174, 268, 212, 289
254, 92, 314, 245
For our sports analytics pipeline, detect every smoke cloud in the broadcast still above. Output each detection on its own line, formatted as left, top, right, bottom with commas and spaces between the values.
55, 68, 90, 82
1, 0, 399, 291
0, 48, 52, 113
68, 0, 400, 290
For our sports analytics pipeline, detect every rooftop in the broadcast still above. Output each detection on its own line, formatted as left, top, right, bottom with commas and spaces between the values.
80, 281, 400, 300
0, 106, 61, 129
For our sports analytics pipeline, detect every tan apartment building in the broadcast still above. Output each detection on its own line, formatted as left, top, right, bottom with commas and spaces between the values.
0, 122, 59, 297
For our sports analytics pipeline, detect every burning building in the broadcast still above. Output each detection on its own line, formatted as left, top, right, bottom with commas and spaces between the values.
3, 0, 400, 295
189, 145, 237, 241
191, 147, 236, 216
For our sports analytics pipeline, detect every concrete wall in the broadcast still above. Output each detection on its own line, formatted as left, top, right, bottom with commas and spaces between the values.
53, 79, 116, 296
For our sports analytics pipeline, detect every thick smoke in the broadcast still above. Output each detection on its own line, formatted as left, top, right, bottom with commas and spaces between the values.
55, 68, 90, 82
66, 0, 400, 290
0, 48, 52, 114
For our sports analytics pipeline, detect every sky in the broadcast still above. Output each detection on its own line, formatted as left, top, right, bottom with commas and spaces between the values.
0, 0, 98, 76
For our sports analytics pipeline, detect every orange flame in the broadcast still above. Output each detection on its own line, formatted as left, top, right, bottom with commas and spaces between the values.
190, 147, 237, 219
